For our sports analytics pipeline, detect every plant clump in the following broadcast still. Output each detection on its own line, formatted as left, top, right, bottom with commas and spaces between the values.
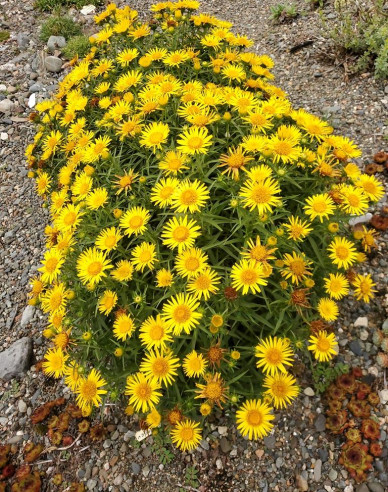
26, 1, 382, 450
324, 367, 383, 482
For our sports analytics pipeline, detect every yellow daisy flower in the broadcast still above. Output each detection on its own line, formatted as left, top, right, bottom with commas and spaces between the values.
255, 336, 294, 375
162, 293, 202, 335
308, 330, 337, 362
236, 399, 274, 439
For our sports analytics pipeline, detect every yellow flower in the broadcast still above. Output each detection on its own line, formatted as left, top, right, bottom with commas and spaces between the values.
339, 185, 369, 215
98, 290, 118, 315
125, 372, 162, 413
219, 146, 253, 180
36, 172, 51, 195
156, 268, 174, 287
171, 179, 210, 213
236, 399, 274, 440
263, 372, 299, 409
195, 372, 228, 408
43, 347, 69, 378
76, 369, 107, 412
116, 47, 139, 66
140, 121, 170, 150
308, 331, 337, 362
239, 178, 282, 214
131, 242, 157, 271
183, 350, 208, 378
140, 348, 180, 387
95, 227, 123, 252
242, 236, 277, 263
111, 260, 133, 282
146, 409, 162, 428
139, 315, 173, 350
162, 293, 202, 335
159, 150, 189, 175
150, 177, 179, 207
38, 249, 64, 284
170, 419, 202, 451
304, 193, 335, 222
113, 313, 135, 341
85, 188, 108, 210
284, 216, 312, 241
324, 273, 349, 300
327, 237, 358, 269
119, 207, 150, 236
317, 297, 338, 321
255, 336, 294, 375
222, 63, 246, 82
187, 268, 221, 300
230, 259, 268, 294
161, 215, 201, 252
76, 247, 113, 286
281, 252, 312, 285
177, 126, 213, 155
352, 274, 376, 303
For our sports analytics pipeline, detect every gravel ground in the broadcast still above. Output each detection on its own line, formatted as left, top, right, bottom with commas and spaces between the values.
0, 0, 387, 491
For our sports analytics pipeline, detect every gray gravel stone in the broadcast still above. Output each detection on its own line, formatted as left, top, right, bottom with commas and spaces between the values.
47, 36, 66, 53
220, 436, 232, 453
314, 414, 326, 432
368, 483, 385, 492
16, 32, 29, 48
314, 459, 322, 481
131, 462, 140, 475
20, 305, 35, 327
0, 99, 14, 113
44, 56, 62, 73
349, 340, 363, 356
0, 337, 33, 380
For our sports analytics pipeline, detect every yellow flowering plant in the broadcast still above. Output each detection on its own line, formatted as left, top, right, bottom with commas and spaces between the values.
26, 0, 382, 450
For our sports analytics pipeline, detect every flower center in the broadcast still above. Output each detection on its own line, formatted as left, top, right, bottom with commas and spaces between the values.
227, 154, 244, 168
173, 226, 190, 242
149, 131, 164, 145
149, 324, 164, 340
250, 245, 267, 261
180, 189, 198, 205
312, 200, 327, 213
266, 348, 282, 364
347, 194, 360, 207
251, 185, 271, 204
45, 257, 59, 273
81, 380, 97, 400
206, 382, 222, 399
173, 305, 191, 323
289, 259, 306, 276
168, 158, 182, 170
335, 246, 349, 260
88, 261, 103, 276
195, 274, 211, 290
271, 381, 287, 397
240, 268, 258, 285
50, 292, 63, 310
137, 382, 151, 399
317, 338, 330, 352
64, 212, 76, 226
129, 216, 143, 228
159, 186, 174, 199
118, 319, 132, 333
152, 358, 169, 377
105, 235, 117, 248
189, 357, 202, 371
185, 257, 200, 271
139, 250, 152, 262
187, 136, 203, 149
246, 409, 262, 426
180, 426, 194, 441
273, 140, 292, 156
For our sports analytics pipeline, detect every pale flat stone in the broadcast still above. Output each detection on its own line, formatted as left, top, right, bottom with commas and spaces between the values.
0, 337, 33, 381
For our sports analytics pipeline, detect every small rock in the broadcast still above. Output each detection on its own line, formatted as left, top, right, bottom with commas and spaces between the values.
45, 56, 63, 73
113, 474, 123, 486
16, 32, 30, 48
263, 435, 276, 449
328, 469, 338, 481
218, 426, 228, 436
318, 448, 329, 462
29, 83, 43, 93
349, 213, 372, 226
220, 436, 232, 454
216, 458, 223, 470
344, 486, 354, 492
255, 449, 265, 459
349, 340, 362, 356
296, 474, 308, 491
0, 132, 8, 141
276, 457, 283, 468
81, 4, 96, 15
382, 318, 388, 333
86, 479, 97, 491
8, 435, 23, 444
18, 400, 27, 414
355, 485, 369, 492
200, 439, 209, 451
368, 482, 384, 492
314, 414, 326, 432
0, 84, 6, 91
47, 36, 66, 53
304, 387, 315, 397
385, 85, 388, 95
142, 464, 150, 477
131, 462, 140, 475
379, 389, 388, 404
360, 329, 369, 341
0, 337, 33, 381
314, 459, 322, 482
354, 317, 368, 328
21, 305, 35, 328
0, 99, 14, 113
28, 93, 36, 109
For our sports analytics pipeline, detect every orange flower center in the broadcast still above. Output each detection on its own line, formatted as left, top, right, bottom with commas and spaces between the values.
173, 225, 190, 242
246, 409, 262, 426
88, 261, 103, 276
173, 305, 191, 323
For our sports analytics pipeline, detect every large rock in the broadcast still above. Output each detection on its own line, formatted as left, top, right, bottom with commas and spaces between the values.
20, 305, 35, 328
47, 36, 66, 53
45, 56, 63, 73
0, 337, 33, 381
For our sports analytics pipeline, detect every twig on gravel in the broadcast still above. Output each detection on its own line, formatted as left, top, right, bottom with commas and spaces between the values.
289, 40, 314, 54
43, 432, 82, 453
176, 485, 200, 492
